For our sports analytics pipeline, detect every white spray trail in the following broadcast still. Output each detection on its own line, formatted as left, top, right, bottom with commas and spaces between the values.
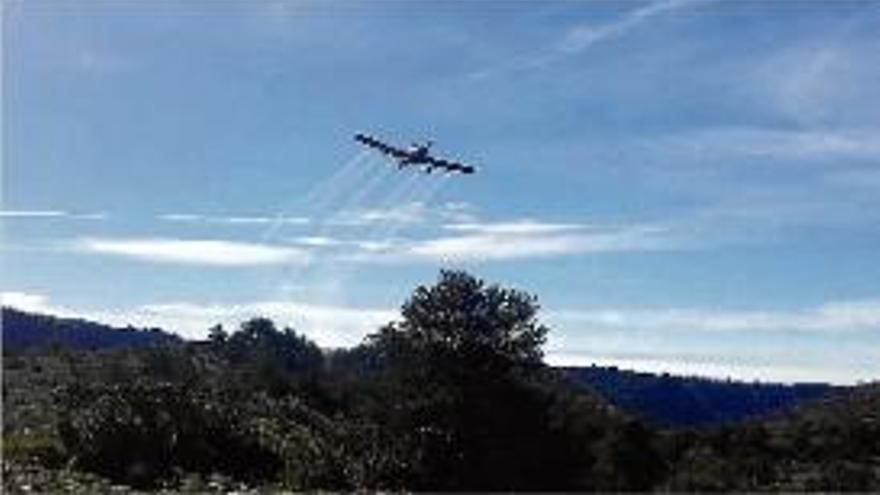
374, 173, 451, 242
355, 171, 425, 243
256, 150, 384, 317
261, 150, 370, 242
323, 159, 395, 228
308, 154, 380, 216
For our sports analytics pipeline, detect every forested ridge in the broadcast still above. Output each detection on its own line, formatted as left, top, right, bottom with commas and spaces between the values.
2, 307, 180, 351
3, 271, 879, 492
564, 366, 834, 427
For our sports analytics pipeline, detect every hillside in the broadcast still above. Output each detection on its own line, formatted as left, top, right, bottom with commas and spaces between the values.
564, 365, 833, 427
658, 382, 880, 491
1, 307, 180, 351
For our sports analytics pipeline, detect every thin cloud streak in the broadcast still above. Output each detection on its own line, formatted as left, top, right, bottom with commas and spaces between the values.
327, 202, 431, 227
444, 220, 585, 235
556, 0, 706, 54
0, 210, 107, 220
76, 237, 312, 267
158, 213, 204, 223
469, 0, 709, 79
649, 127, 880, 162
343, 223, 679, 263
158, 213, 310, 225
549, 299, 880, 334
323, 201, 478, 228
290, 236, 347, 247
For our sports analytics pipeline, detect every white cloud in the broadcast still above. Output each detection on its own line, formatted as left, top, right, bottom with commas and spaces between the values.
135, 301, 396, 347
211, 216, 274, 225
71, 212, 108, 220
443, 202, 473, 212
545, 351, 872, 385
158, 213, 310, 225
0, 210, 106, 219
355, 240, 396, 252
1, 292, 53, 313
545, 300, 880, 384
549, 299, 880, 334
76, 237, 312, 267
444, 220, 585, 235
158, 213, 204, 222
439, 202, 478, 223
406, 233, 587, 261
346, 223, 677, 263
1, 291, 395, 346
329, 202, 429, 227
290, 236, 345, 247
0, 210, 67, 218
329, 201, 482, 229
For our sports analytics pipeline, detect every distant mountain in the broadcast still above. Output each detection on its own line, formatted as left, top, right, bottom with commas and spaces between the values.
563, 365, 834, 427
1, 307, 180, 351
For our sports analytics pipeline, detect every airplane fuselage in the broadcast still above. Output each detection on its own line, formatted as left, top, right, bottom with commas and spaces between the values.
400, 145, 431, 165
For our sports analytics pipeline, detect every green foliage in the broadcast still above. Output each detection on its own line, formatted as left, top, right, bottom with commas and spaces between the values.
5, 270, 878, 492
2, 431, 65, 466
660, 385, 880, 491
592, 419, 666, 490
217, 317, 325, 396
392, 269, 548, 369
356, 270, 596, 490
55, 381, 278, 488
53, 380, 357, 490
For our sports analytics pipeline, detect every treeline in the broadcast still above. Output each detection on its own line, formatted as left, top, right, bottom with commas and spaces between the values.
565, 366, 833, 426
1, 307, 179, 351
3, 271, 879, 492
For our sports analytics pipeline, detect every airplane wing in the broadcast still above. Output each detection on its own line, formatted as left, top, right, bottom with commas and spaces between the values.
355, 133, 409, 159
426, 156, 476, 174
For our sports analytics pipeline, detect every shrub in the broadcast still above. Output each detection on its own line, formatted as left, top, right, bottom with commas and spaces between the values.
55, 382, 281, 488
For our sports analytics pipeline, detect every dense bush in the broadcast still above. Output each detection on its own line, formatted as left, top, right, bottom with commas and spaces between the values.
55, 382, 282, 488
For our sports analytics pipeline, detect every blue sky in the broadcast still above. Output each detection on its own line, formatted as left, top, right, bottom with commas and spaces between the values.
3, 0, 880, 383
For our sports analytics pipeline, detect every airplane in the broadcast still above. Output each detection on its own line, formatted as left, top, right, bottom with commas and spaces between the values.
355, 133, 476, 174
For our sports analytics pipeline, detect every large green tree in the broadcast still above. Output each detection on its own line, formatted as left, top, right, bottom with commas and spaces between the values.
220, 317, 324, 396
362, 270, 581, 490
